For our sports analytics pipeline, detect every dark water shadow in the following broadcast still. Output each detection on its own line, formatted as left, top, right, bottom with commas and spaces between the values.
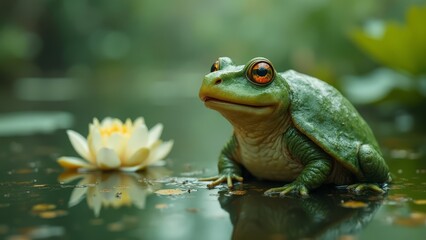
218, 183, 384, 240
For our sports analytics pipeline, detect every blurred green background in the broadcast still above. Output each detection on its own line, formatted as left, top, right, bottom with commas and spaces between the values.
1, 0, 426, 105
1, 2, 426, 239
1, 0, 426, 168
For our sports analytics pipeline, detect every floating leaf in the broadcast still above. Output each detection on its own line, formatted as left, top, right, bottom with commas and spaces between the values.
155, 189, 185, 195
229, 190, 247, 196
38, 210, 68, 219
155, 203, 169, 209
186, 208, 198, 213
107, 222, 125, 232
387, 194, 411, 203
393, 212, 426, 227
341, 200, 368, 208
32, 204, 56, 212
15, 169, 33, 174
413, 199, 426, 205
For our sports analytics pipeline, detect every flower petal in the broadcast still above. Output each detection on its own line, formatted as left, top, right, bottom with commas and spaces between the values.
106, 133, 125, 161
149, 159, 166, 167
88, 127, 103, 161
120, 165, 144, 172
133, 117, 145, 127
147, 140, 173, 165
124, 147, 149, 167
126, 125, 148, 159
96, 148, 121, 169
67, 130, 92, 162
57, 156, 94, 169
101, 117, 113, 127
125, 118, 132, 130
147, 123, 163, 147
92, 118, 100, 127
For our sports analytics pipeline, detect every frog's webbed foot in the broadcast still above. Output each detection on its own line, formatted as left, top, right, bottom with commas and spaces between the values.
199, 171, 243, 189
347, 183, 386, 194
264, 182, 309, 197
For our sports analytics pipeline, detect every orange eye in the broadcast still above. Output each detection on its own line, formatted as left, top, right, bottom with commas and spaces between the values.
210, 60, 220, 72
248, 61, 274, 85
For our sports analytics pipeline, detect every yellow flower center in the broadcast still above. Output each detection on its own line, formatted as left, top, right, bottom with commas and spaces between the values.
99, 122, 131, 137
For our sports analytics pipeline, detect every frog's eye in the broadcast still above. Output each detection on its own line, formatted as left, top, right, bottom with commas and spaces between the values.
210, 60, 220, 72
247, 61, 274, 85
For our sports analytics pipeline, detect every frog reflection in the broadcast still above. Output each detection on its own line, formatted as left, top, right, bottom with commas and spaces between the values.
219, 186, 384, 240
59, 168, 170, 216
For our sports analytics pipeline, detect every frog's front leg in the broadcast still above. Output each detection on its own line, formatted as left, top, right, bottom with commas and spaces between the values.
199, 135, 243, 188
264, 158, 332, 196
265, 128, 332, 197
200, 154, 243, 188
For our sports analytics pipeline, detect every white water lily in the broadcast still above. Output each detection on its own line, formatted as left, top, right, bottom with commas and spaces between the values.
58, 117, 173, 171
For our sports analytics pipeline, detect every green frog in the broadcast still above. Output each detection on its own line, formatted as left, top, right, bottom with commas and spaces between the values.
199, 57, 390, 196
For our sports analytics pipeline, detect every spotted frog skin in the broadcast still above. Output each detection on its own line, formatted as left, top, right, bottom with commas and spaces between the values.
199, 57, 390, 196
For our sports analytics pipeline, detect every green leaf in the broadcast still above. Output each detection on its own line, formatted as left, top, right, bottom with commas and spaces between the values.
351, 6, 426, 75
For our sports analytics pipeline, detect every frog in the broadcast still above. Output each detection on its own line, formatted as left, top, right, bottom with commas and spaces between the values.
199, 57, 391, 196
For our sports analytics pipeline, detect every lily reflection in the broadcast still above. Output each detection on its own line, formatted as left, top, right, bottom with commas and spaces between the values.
59, 167, 170, 216
219, 187, 384, 240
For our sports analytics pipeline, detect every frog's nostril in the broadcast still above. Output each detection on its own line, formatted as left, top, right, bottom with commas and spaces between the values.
214, 79, 222, 85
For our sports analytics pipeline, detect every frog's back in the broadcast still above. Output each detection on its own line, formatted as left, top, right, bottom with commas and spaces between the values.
281, 70, 380, 177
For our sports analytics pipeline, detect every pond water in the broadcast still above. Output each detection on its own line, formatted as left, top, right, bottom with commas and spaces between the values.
0, 95, 425, 240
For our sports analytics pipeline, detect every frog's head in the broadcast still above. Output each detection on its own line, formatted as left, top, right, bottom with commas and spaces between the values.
199, 57, 290, 123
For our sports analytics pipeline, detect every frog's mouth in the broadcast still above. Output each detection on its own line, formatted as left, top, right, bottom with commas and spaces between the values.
202, 96, 275, 114
203, 97, 269, 108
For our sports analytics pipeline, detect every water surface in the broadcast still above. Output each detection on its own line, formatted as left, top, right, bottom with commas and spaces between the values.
0, 97, 425, 240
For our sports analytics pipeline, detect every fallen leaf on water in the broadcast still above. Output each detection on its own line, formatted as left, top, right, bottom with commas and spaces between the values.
341, 201, 368, 208
122, 215, 139, 224
16, 169, 33, 174
107, 222, 125, 232
89, 219, 104, 226
230, 190, 247, 196
186, 208, 198, 213
413, 199, 426, 205
38, 210, 68, 219
155, 189, 185, 195
338, 235, 356, 240
31, 204, 67, 219
393, 212, 426, 227
155, 203, 169, 209
387, 194, 411, 203
32, 204, 56, 212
